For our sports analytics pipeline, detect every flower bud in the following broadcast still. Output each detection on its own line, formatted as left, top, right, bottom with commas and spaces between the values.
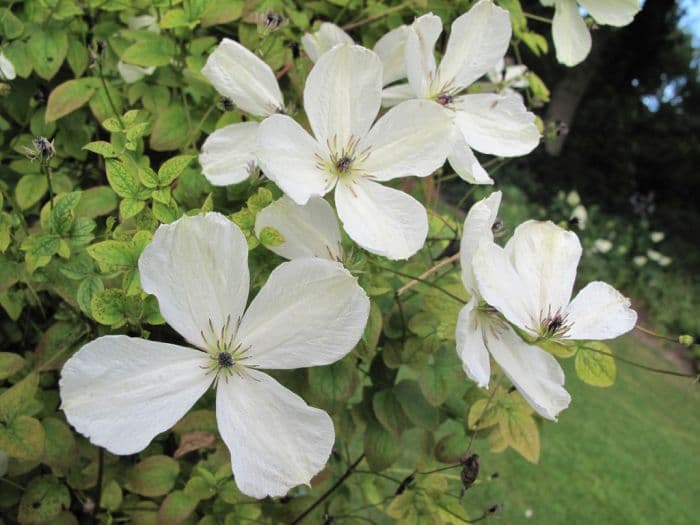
679, 335, 695, 347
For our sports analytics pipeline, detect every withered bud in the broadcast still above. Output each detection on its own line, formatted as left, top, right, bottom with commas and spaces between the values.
488, 504, 503, 514
460, 453, 480, 491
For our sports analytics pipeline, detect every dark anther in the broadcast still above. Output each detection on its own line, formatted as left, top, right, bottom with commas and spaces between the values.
460, 454, 480, 492
492, 218, 505, 237
436, 93, 453, 106
546, 314, 565, 335
395, 473, 415, 495
220, 97, 234, 111
263, 12, 285, 30
336, 156, 352, 172
217, 352, 234, 368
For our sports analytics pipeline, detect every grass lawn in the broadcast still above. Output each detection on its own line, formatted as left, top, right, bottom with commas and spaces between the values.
464, 335, 700, 525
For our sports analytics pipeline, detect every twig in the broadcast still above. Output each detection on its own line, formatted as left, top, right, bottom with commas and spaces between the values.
289, 454, 365, 525
397, 253, 460, 296
369, 261, 466, 305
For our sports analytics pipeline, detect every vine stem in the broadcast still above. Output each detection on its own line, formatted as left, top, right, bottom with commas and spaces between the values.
289, 454, 365, 525
92, 448, 104, 525
578, 343, 699, 380
97, 63, 123, 127
523, 12, 552, 24
369, 261, 466, 305
397, 253, 460, 296
635, 324, 697, 346
342, 3, 410, 30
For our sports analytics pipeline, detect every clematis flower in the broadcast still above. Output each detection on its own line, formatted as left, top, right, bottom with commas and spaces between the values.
255, 195, 342, 262
382, 0, 541, 185
60, 213, 369, 498
457, 192, 571, 420
302, 22, 410, 86
199, 39, 286, 186
472, 220, 637, 342
256, 44, 452, 260
540, 0, 642, 67
486, 58, 529, 98
0, 52, 16, 80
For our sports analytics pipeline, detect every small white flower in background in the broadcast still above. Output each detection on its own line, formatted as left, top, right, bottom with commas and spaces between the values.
658, 255, 672, 267
60, 213, 370, 499
302, 22, 409, 86
487, 57, 529, 97
570, 204, 587, 230
646, 249, 662, 262
255, 195, 342, 261
525, 508, 534, 519
198, 39, 286, 186
117, 62, 156, 84
456, 192, 571, 421
0, 52, 16, 80
473, 220, 637, 342
566, 190, 581, 207
593, 238, 613, 253
383, 0, 540, 185
650, 231, 665, 243
256, 44, 452, 260
540, 0, 642, 67
127, 14, 160, 33
633, 255, 647, 267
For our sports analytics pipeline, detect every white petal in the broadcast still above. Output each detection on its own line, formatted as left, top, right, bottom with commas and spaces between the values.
358, 99, 452, 181
139, 213, 250, 349
254, 196, 342, 261
60, 336, 212, 455
487, 327, 571, 420
117, 61, 155, 83
405, 13, 443, 98
335, 178, 427, 260
374, 25, 410, 85
238, 258, 369, 369
448, 132, 494, 185
579, 0, 641, 27
0, 53, 16, 80
301, 22, 354, 63
460, 191, 501, 293
199, 121, 258, 186
565, 281, 637, 340
304, 44, 382, 146
455, 300, 491, 387
381, 83, 416, 108
552, 0, 592, 67
256, 114, 333, 205
202, 38, 284, 117
216, 369, 334, 498
505, 220, 582, 317
438, 0, 512, 89
454, 92, 540, 157
472, 240, 536, 334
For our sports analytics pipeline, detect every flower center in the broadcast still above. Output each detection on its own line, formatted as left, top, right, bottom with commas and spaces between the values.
199, 315, 258, 383
316, 135, 371, 181
539, 308, 571, 339
217, 351, 235, 368
335, 156, 353, 173
436, 93, 454, 106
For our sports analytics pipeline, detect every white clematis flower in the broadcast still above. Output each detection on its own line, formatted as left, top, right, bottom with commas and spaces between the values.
60, 213, 369, 499
0, 52, 16, 80
199, 39, 286, 186
302, 22, 410, 86
473, 220, 637, 342
255, 195, 342, 261
541, 0, 642, 66
487, 57, 529, 98
457, 192, 571, 420
256, 44, 452, 260
117, 61, 156, 83
382, 0, 541, 185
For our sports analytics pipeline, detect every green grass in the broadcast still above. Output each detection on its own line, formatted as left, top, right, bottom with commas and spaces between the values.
465, 335, 700, 525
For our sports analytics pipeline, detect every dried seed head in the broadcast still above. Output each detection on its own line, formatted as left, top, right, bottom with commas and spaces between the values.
460, 453, 480, 491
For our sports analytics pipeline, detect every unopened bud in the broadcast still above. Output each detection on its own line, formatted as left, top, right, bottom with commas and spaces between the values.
679, 335, 695, 347
460, 454, 480, 491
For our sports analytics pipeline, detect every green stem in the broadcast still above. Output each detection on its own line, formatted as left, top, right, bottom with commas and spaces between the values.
579, 343, 698, 379
523, 12, 552, 24
342, 3, 410, 31
97, 63, 123, 127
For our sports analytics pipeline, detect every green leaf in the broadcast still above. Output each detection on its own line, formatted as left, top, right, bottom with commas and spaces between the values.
153, 200, 179, 223
201, 0, 244, 27
74, 186, 118, 218
128, 455, 181, 497
120, 198, 146, 221
66, 37, 89, 76
45, 79, 99, 122
364, 418, 399, 472
87, 240, 139, 270
48, 191, 82, 235
158, 155, 194, 186
394, 380, 440, 430
77, 276, 103, 315
258, 226, 285, 247
150, 105, 190, 151
372, 388, 412, 438
357, 301, 382, 361
0, 8, 24, 39
0, 352, 25, 380
500, 411, 540, 463
0, 372, 38, 420
122, 34, 177, 67
18, 475, 70, 524
83, 141, 117, 158
41, 416, 76, 469
161, 8, 192, 29
307, 356, 359, 411
157, 490, 199, 525
101, 480, 123, 512
16, 175, 48, 210
27, 30, 68, 80
0, 415, 45, 461
575, 342, 616, 387
417, 350, 453, 406
106, 159, 142, 199
91, 288, 129, 327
